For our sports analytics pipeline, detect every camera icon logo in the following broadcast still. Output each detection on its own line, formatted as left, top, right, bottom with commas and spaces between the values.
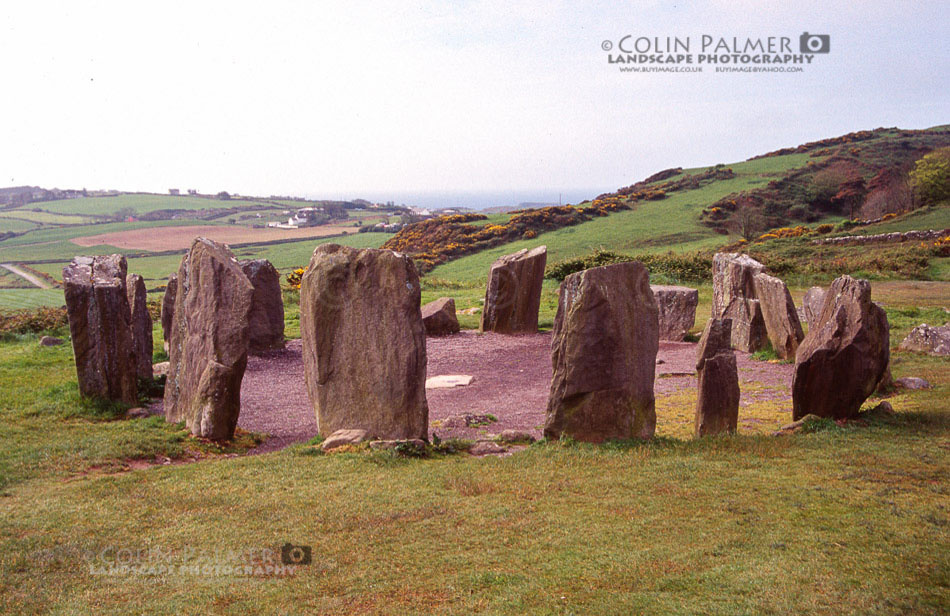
281, 543, 312, 565
800, 32, 830, 53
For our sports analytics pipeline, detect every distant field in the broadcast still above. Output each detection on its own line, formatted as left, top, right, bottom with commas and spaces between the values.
0, 268, 33, 289
0, 210, 92, 225
0, 288, 65, 309
0, 218, 38, 234
34, 194, 272, 216
16, 233, 391, 306
70, 224, 359, 251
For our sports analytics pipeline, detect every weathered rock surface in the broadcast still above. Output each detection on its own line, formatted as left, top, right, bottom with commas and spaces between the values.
712, 252, 765, 318
497, 429, 536, 443
721, 297, 768, 353
651, 285, 698, 341
161, 274, 177, 353
896, 376, 931, 390
694, 318, 740, 437
753, 273, 805, 360
544, 261, 659, 443
421, 297, 460, 336
63, 255, 138, 404
127, 273, 154, 380
425, 375, 473, 389
300, 245, 428, 441
898, 323, 950, 356
469, 441, 508, 456
152, 361, 170, 378
321, 429, 368, 451
792, 275, 890, 420
712, 253, 768, 352
480, 246, 546, 334
239, 259, 285, 354
164, 238, 254, 441
802, 286, 826, 330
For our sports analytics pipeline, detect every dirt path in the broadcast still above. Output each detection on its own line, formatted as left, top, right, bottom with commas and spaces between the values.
0, 263, 51, 289
229, 332, 794, 453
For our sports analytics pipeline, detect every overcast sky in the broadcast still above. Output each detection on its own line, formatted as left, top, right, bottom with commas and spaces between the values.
1, 1, 947, 202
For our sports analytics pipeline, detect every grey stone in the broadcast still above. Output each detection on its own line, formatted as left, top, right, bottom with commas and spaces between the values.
651, 285, 698, 341
63, 254, 138, 404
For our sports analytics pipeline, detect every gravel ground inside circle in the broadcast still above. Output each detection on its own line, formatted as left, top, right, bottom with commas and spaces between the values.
218, 332, 795, 453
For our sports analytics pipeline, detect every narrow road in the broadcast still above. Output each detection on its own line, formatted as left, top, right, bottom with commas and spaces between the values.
0, 263, 51, 289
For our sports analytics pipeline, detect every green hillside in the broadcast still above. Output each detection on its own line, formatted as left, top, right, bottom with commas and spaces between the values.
421, 127, 949, 282
29, 194, 271, 217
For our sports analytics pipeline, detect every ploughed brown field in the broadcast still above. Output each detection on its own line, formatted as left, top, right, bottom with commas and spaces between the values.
70, 224, 354, 251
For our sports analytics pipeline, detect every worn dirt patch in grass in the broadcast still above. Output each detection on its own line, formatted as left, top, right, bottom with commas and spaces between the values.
225, 334, 797, 451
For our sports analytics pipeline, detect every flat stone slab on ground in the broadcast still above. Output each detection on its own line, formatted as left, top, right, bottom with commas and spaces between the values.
426, 374, 474, 389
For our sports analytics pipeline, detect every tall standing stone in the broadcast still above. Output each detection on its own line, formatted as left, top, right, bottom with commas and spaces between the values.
126, 273, 153, 380
802, 286, 826, 330
480, 246, 546, 334
63, 255, 137, 404
721, 297, 768, 353
695, 318, 740, 437
544, 262, 659, 443
651, 285, 699, 341
712, 252, 768, 352
239, 259, 285, 354
161, 274, 177, 353
164, 238, 253, 441
753, 273, 805, 360
300, 245, 428, 440
792, 275, 889, 420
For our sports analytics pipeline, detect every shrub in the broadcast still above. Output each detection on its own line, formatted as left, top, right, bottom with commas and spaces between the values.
545, 250, 713, 283
909, 147, 950, 205
0, 306, 69, 334
286, 268, 305, 290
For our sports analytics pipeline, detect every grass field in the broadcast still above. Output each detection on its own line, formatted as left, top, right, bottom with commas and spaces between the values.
0, 268, 34, 289
0, 284, 947, 613
0, 288, 67, 309
0, 217, 38, 234
0, 210, 93, 225
30, 194, 273, 216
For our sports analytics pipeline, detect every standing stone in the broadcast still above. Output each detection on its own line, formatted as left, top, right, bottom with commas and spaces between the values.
695, 318, 740, 437
126, 273, 153, 380
651, 285, 699, 341
164, 238, 253, 441
802, 286, 826, 330
161, 274, 177, 353
712, 252, 765, 317
898, 323, 950, 356
480, 246, 546, 334
712, 253, 768, 352
721, 297, 768, 353
753, 273, 805, 360
421, 297, 460, 336
239, 259, 285, 354
300, 245, 428, 440
544, 262, 659, 443
63, 255, 137, 404
792, 275, 890, 420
